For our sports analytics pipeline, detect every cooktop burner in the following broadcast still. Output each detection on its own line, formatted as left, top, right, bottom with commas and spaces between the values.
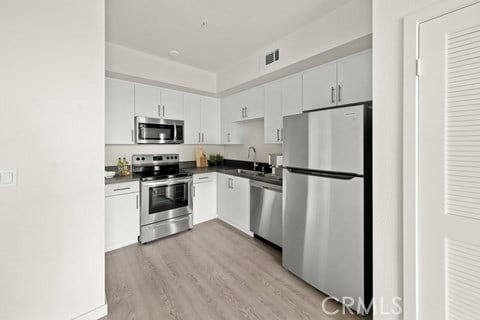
131, 153, 190, 182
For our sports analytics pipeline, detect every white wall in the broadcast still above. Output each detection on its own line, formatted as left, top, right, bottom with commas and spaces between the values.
0, 1, 106, 319
105, 145, 224, 166
106, 42, 217, 93
224, 120, 282, 163
217, 0, 372, 92
372, 0, 440, 319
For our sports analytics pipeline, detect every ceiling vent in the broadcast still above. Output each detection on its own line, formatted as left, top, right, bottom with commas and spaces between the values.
265, 49, 280, 66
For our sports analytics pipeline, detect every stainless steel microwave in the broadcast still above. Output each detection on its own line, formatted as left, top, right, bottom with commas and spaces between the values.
135, 116, 184, 144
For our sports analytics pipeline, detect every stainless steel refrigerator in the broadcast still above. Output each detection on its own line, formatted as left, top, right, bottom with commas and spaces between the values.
282, 104, 372, 314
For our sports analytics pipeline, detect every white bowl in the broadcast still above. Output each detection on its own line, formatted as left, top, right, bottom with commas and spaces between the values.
105, 171, 116, 179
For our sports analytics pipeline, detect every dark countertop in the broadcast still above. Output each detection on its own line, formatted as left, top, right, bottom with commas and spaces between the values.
104, 175, 140, 185
104, 160, 282, 186
183, 166, 283, 187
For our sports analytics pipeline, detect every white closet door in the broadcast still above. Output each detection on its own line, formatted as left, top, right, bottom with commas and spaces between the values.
418, 3, 480, 319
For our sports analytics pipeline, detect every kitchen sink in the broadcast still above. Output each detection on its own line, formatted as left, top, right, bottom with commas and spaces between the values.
227, 169, 265, 177
225, 169, 282, 181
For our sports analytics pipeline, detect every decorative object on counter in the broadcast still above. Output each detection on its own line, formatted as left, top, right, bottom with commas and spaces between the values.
208, 153, 224, 166
116, 157, 131, 177
268, 153, 283, 177
105, 171, 116, 179
195, 147, 208, 168
122, 157, 130, 176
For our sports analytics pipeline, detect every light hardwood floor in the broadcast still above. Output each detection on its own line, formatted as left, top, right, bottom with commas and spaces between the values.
103, 219, 369, 320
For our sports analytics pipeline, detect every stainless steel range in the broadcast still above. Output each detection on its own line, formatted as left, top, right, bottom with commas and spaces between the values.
132, 154, 193, 244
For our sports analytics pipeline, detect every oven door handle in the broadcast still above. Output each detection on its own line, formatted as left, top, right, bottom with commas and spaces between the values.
142, 177, 192, 188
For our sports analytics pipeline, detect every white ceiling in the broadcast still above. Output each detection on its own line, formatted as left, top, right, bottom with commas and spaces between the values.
106, 0, 351, 72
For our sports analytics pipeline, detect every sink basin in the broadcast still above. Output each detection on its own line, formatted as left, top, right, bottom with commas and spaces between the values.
226, 168, 265, 177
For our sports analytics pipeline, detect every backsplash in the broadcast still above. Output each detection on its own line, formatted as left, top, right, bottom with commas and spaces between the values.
105, 120, 282, 165
105, 144, 224, 165
224, 119, 282, 163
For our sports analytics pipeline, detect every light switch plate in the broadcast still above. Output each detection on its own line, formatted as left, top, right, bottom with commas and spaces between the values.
0, 169, 17, 187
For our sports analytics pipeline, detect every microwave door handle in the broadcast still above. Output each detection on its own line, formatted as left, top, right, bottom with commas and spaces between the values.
174, 123, 177, 142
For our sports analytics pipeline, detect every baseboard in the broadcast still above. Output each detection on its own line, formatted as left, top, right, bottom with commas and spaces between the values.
72, 302, 108, 320
217, 217, 253, 237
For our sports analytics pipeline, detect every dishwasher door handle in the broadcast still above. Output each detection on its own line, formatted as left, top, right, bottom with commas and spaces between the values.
250, 181, 282, 192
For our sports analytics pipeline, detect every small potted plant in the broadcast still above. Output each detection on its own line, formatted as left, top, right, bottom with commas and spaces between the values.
215, 154, 224, 166
208, 154, 217, 166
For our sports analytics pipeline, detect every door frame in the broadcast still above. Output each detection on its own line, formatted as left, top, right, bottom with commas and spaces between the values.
403, 1, 480, 319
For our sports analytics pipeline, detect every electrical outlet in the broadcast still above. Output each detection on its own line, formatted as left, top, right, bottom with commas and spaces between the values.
0, 169, 17, 187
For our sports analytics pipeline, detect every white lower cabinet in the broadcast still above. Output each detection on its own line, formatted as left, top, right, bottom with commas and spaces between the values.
192, 173, 217, 225
217, 173, 251, 235
105, 181, 139, 252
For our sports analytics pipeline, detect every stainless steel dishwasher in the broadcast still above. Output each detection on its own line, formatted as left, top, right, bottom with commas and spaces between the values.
250, 180, 283, 247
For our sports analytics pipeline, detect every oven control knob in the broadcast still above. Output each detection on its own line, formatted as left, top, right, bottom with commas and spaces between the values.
136, 157, 140, 161
141, 157, 145, 160
166, 156, 170, 160
175, 156, 178, 159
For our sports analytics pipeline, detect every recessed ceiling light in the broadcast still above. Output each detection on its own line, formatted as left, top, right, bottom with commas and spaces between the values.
200, 20, 208, 29
168, 50, 180, 57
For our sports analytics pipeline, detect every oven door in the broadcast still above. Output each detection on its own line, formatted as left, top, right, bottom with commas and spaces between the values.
141, 177, 193, 226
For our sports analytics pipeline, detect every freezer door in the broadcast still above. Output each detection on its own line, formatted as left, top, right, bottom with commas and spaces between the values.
283, 105, 364, 174
282, 169, 364, 310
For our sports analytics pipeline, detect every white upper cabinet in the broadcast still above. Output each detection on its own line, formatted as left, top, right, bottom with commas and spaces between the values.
221, 96, 243, 144
232, 87, 265, 121
336, 50, 372, 106
264, 81, 283, 144
184, 94, 220, 144
201, 96, 221, 144
134, 84, 184, 120
134, 83, 162, 118
302, 62, 337, 111
161, 88, 184, 120
183, 93, 202, 144
281, 74, 303, 116
302, 50, 372, 111
105, 78, 135, 144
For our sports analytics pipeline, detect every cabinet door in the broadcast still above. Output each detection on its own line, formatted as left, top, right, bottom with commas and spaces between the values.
105, 78, 135, 144
302, 62, 337, 111
183, 93, 202, 144
193, 180, 217, 225
134, 83, 161, 117
336, 50, 372, 106
161, 88, 184, 120
201, 96, 221, 144
105, 192, 139, 252
264, 81, 283, 144
281, 74, 303, 116
217, 174, 231, 220
229, 176, 250, 233
221, 97, 243, 144
243, 86, 264, 120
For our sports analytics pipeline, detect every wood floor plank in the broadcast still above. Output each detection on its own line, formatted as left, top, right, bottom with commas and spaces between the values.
103, 219, 370, 320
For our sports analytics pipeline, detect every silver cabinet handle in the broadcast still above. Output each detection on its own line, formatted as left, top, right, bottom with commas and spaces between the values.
245, 107, 248, 118
131, 129, 134, 142
192, 186, 195, 197
158, 105, 161, 116
113, 187, 130, 192
162, 105, 165, 117
198, 132, 201, 143
281, 128, 284, 142
202, 133, 204, 143
338, 85, 342, 102
331, 87, 335, 103
198, 176, 209, 180
277, 128, 280, 141
136, 194, 139, 209
227, 132, 231, 143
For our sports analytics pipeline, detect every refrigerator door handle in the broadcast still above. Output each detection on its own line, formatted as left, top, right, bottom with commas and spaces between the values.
286, 167, 362, 180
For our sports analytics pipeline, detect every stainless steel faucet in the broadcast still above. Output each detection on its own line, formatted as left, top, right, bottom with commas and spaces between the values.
248, 146, 258, 170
